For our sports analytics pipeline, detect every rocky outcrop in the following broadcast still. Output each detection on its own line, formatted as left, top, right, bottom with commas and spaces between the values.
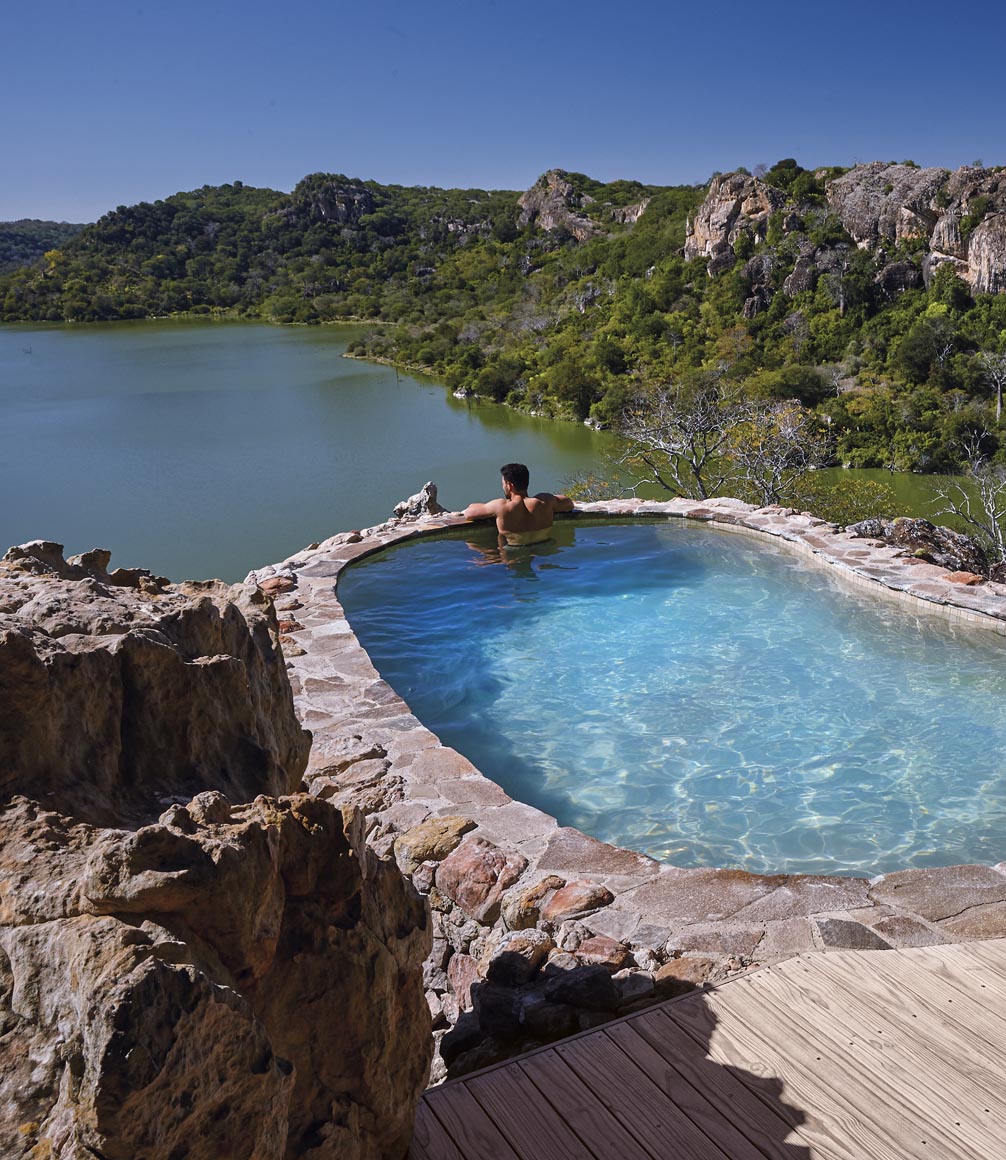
610, 199, 650, 225
826, 163, 948, 247
684, 173, 785, 266
968, 213, 1006, 294
284, 176, 376, 227
0, 541, 310, 826
847, 516, 990, 576
392, 481, 445, 520
874, 259, 923, 299
0, 542, 432, 1159
517, 171, 599, 242
690, 161, 1006, 297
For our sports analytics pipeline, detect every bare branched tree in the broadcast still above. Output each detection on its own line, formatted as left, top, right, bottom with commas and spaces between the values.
728, 401, 833, 506
937, 435, 1006, 563
978, 351, 1006, 424
618, 380, 749, 500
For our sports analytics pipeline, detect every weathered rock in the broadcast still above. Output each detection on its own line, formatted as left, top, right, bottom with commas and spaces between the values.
501, 874, 566, 930
395, 814, 477, 875
0, 547, 433, 1159
1, 793, 432, 1160
392, 481, 446, 520
870, 915, 947, 947
875, 260, 923, 298
574, 934, 632, 973
684, 173, 784, 264
517, 170, 600, 242
542, 964, 619, 1011
471, 983, 523, 1040
870, 864, 1006, 921
968, 214, 1006, 293
435, 837, 528, 924
846, 517, 989, 576
814, 918, 893, 951
517, 992, 579, 1040
826, 163, 947, 248
0, 543, 311, 826
446, 952, 481, 1010
480, 928, 554, 986
783, 251, 817, 296
653, 956, 715, 998
540, 880, 615, 923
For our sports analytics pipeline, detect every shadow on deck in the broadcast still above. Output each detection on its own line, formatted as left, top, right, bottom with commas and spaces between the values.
412, 939, 1006, 1159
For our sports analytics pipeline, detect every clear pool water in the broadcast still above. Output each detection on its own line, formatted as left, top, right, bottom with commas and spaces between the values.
338, 520, 1006, 876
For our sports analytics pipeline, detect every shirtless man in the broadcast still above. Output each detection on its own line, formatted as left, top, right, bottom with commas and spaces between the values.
463, 463, 574, 545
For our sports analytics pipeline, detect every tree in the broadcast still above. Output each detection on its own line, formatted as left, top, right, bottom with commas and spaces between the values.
728, 400, 832, 505
937, 436, 1006, 564
617, 378, 746, 499
978, 350, 1006, 424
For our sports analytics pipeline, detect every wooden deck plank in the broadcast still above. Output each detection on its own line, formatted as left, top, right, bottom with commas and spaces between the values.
665, 976, 970, 1160
414, 942, 1006, 1160
761, 954, 1006, 1126
409, 1100, 467, 1160
845, 941, 1006, 1042
519, 1050, 656, 1160
607, 1015, 799, 1160
421, 1081, 522, 1160
726, 958, 1005, 1157
804, 949, 1006, 1090
465, 1060, 605, 1160
554, 1029, 735, 1160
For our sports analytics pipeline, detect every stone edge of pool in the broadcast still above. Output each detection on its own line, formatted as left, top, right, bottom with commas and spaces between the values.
254, 496, 1006, 1080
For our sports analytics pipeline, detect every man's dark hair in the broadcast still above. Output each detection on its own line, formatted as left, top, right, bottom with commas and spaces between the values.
500, 463, 530, 491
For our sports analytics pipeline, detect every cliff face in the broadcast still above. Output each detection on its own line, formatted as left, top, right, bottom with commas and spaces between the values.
683, 173, 785, 269
0, 542, 432, 1160
517, 170, 600, 241
686, 161, 1006, 296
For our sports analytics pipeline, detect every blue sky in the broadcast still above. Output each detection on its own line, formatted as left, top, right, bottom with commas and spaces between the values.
5, 0, 1005, 222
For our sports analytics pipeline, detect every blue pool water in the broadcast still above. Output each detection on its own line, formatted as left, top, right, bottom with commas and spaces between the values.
338, 520, 1006, 875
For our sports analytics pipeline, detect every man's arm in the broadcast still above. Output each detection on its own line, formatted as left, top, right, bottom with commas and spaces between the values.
463, 497, 504, 521
536, 492, 574, 513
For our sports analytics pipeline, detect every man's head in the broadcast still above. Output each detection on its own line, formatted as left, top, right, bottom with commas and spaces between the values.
500, 462, 530, 496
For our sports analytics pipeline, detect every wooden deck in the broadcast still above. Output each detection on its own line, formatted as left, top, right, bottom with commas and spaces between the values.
411, 939, 1006, 1159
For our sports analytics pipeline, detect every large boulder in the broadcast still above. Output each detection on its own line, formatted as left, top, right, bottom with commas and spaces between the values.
0, 542, 432, 1159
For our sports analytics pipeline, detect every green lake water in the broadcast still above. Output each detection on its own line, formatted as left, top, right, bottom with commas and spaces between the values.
0, 320, 621, 581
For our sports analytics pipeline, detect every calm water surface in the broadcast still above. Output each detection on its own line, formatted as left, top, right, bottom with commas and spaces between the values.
340, 521, 1006, 876
0, 319, 618, 580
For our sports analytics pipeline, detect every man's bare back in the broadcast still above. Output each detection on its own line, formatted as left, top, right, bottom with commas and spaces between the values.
463, 463, 573, 545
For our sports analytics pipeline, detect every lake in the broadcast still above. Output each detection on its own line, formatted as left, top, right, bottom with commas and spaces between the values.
0, 320, 621, 581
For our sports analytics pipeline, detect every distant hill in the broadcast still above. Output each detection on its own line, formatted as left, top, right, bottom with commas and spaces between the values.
0, 219, 87, 274
3, 161, 1006, 474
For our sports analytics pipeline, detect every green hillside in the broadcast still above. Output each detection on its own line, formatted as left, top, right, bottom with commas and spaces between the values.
4, 161, 1006, 476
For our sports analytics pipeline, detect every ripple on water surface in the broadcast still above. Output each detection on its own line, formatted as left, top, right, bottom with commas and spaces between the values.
338, 520, 1006, 875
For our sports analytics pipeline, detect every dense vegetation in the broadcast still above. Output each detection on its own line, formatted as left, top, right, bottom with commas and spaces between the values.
4, 162, 1006, 483
0, 220, 86, 274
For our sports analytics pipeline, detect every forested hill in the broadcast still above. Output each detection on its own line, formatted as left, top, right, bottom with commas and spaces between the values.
4, 160, 1006, 473
0, 219, 86, 274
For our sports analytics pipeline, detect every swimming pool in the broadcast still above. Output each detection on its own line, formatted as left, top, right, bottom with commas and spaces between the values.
337, 520, 1006, 876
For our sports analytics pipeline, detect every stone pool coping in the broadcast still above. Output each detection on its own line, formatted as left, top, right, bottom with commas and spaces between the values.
255, 496, 1006, 1050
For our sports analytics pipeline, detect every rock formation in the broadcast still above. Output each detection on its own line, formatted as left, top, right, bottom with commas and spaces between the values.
684, 173, 785, 268
0, 542, 432, 1159
847, 517, 990, 576
517, 171, 600, 242
685, 161, 1006, 298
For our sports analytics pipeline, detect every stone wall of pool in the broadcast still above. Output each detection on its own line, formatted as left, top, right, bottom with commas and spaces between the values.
253, 495, 1006, 1082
